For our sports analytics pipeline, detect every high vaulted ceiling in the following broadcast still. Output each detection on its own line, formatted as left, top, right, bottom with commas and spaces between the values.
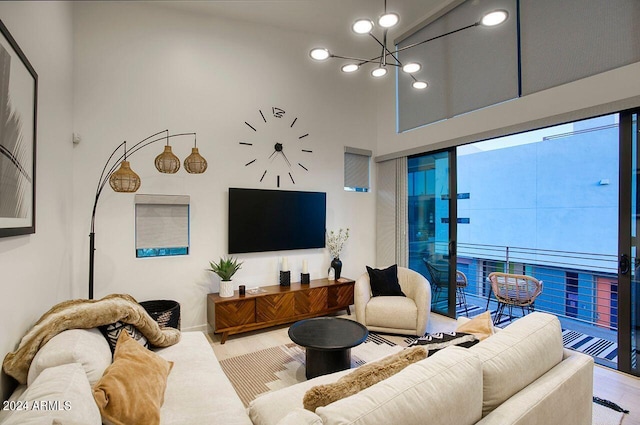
153, 0, 448, 41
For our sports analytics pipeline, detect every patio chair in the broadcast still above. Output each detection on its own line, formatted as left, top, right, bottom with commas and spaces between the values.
488, 272, 543, 325
423, 259, 448, 303
456, 270, 469, 316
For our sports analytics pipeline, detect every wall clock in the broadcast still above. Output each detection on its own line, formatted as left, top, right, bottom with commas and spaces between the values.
239, 106, 312, 187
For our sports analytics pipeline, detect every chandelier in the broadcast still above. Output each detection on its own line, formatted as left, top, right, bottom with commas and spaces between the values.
309, 1, 508, 90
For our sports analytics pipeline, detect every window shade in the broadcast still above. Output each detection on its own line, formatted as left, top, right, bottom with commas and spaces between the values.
134, 195, 189, 250
397, 0, 519, 132
344, 147, 372, 191
519, 0, 640, 95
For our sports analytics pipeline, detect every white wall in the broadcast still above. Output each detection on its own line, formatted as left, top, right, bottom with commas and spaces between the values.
71, 2, 378, 331
0, 1, 74, 400
375, 61, 640, 157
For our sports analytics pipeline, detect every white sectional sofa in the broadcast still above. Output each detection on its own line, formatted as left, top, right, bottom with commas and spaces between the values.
248, 312, 594, 425
0, 331, 252, 425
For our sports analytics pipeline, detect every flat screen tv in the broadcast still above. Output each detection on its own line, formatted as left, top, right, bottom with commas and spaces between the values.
228, 188, 326, 254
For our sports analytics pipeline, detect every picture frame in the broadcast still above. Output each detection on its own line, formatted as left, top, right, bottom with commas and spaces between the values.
0, 19, 37, 237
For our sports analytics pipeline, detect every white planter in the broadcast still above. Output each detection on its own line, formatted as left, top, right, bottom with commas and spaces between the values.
219, 280, 234, 298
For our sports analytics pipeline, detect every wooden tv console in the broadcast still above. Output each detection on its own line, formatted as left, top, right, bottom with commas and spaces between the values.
207, 277, 355, 344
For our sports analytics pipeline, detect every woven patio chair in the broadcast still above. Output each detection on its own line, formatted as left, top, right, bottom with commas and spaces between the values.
488, 272, 543, 324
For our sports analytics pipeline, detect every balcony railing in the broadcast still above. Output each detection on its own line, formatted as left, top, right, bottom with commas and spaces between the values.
455, 242, 619, 332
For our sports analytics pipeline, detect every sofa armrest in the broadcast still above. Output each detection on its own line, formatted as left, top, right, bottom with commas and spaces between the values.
354, 273, 372, 327
276, 408, 322, 425
408, 274, 431, 336
476, 350, 594, 425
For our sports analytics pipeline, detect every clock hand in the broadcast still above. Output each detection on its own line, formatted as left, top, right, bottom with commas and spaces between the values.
280, 151, 292, 168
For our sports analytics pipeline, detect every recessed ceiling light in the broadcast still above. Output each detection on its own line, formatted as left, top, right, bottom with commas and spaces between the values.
309, 48, 330, 61
352, 19, 374, 34
402, 62, 421, 73
341, 64, 359, 73
412, 81, 428, 89
481, 10, 508, 27
378, 12, 399, 28
371, 67, 388, 78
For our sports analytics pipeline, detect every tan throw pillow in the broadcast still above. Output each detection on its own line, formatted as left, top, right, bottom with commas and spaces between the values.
456, 311, 494, 341
93, 330, 173, 425
303, 346, 427, 412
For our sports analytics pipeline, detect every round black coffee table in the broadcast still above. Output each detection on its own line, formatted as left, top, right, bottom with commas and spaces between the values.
288, 317, 369, 379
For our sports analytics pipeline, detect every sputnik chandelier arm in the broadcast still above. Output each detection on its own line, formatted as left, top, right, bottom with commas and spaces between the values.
88, 129, 208, 299
309, 2, 508, 90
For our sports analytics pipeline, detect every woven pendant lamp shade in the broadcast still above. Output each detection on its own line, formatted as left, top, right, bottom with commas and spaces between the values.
184, 147, 208, 174
109, 161, 141, 193
155, 145, 180, 174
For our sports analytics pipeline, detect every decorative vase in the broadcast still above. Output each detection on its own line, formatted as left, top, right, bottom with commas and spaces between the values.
331, 257, 342, 280
219, 280, 234, 298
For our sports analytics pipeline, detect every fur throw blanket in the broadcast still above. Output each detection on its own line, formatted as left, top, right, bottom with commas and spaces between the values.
2, 294, 181, 384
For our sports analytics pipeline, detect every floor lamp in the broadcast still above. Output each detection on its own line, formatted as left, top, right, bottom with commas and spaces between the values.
89, 129, 207, 299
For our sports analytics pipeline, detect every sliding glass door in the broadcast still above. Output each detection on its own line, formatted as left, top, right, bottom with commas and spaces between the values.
619, 109, 640, 376
408, 151, 457, 317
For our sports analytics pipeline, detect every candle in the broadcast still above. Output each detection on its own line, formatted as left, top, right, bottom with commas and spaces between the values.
282, 257, 289, 272
302, 260, 308, 274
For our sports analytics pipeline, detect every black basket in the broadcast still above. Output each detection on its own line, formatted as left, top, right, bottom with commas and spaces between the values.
139, 300, 181, 330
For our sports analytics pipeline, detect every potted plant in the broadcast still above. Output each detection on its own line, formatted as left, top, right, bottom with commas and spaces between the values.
327, 228, 349, 279
209, 256, 243, 298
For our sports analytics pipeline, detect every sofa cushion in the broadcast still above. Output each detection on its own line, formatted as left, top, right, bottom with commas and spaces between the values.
0, 363, 101, 425
365, 296, 417, 330
303, 346, 427, 411
93, 330, 173, 425
469, 312, 564, 417
366, 265, 405, 297
155, 332, 253, 425
456, 311, 494, 341
316, 346, 483, 425
27, 328, 112, 387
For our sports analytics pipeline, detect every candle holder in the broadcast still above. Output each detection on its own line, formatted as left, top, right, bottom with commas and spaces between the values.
301, 273, 310, 284
279, 270, 291, 287
239, 285, 246, 296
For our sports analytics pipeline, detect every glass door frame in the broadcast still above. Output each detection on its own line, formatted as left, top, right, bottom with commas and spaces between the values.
618, 107, 639, 376
407, 148, 458, 319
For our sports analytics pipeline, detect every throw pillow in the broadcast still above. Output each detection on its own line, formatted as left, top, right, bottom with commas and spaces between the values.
407, 331, 479, 355
93, 330, 173, 425
303, 346, 427, 412
456, 310, 495, 341
366, 264, 405, 297
99, 321, 150, 353
27, 328, 112, 387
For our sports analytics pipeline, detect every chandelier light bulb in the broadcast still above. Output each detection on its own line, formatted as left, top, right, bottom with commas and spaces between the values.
402, 62, 421, 73
310, 48, 330, 61
352, 19, 374, 34
412, 81, 428, 89
378, 12, 399, 28
371, 67, 388, 78
481, 10, 508, 27
341, 63, 359, 73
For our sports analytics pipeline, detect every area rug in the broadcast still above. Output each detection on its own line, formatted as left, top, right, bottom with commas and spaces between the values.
219, 332, 405, 407
219, 334, 627, 425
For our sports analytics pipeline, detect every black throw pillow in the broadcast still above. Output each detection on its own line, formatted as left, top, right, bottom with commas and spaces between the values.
366, 264, 405, 297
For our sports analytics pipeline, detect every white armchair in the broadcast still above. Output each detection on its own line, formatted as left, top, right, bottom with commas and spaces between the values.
354, 266, 431, 336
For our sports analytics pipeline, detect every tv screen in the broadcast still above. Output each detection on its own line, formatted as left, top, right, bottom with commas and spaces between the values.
228, 188, 326, 254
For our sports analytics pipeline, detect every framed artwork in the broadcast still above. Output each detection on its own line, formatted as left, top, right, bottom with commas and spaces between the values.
0, 19, 37, 237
